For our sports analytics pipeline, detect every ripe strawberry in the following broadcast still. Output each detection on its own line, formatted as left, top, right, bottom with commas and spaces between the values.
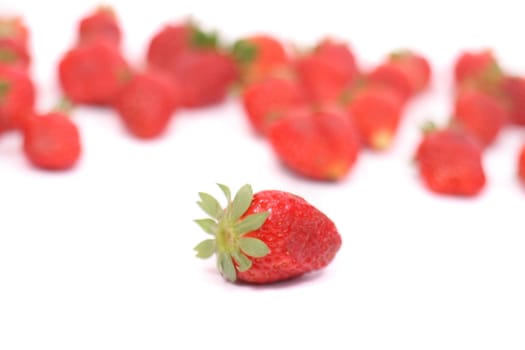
0, 16, 30, 69
454, 49, 504, 94
194, 184, 342, 284
346, 85, 405, 150
232, 34, 290, 84
146, 22, 238, 107
503, 76, 525, 126
168, 49, 238, 108
77, 5, 122, 47
518, 144, 525, 185
389, 49, 431, 93
113, 70, 180, 139
453, 88, 508, 147
415, 124, 486, 196
294, 38, 359, 104
269, 109, 360, 181
58, 40, 130, 105
0, 64, 35, 132
367, 60, 417, 103
23, 110, 81, 170
241, 76, 305, 135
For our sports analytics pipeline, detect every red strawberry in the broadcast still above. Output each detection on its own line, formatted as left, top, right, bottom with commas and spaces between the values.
58, 40, 130, 105
454, 49, 504, 94
194, 184, 342, 284
241, 76, 305, 135
453, 88, 508, 147
346, 85, 405, 150
367, 60, 416, 103
295, 38, 359, 104
77, 5, 122, 47
23, 110, 81, 170
168, 49, 238, 108
146, 22, 237, 107
0, 16, 30, 69
269, 109, 360, 181
415, 124, 486, 196
0, 64, 35, 132
518, 144, 525, 185
232, 34, 290, 84
503, 76, 525, 126
113, 70, 180, 139
389, 49, 431, 93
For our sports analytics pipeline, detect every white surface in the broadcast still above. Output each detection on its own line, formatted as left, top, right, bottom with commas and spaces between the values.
0, 1, 524, 349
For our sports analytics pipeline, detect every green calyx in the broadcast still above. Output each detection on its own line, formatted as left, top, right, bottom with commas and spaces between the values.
231, 39, 259, 65
189, 24, 219, 50
194, 184, 270, 282
0, 79, 10, 101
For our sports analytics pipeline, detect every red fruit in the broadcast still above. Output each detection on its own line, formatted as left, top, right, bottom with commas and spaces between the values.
389, 49, 431, 92
58, 41, 130, 105
232, 34, 290, 84
0, 37, 30, 69
241, 77, 305, 135
503, 76, 525, 126
194, 184, 342, 284
114, 70, 180, 139
295, 38, 359, 104
367, 61, 416, 103
518, 144, 525, 185
269, 110, 360, 181
146, 24, 190, 70
0, 16, 29, 47
169, 49, 238, 108
453, 88, 508, 147
454, 49, 503, 93
77, 5, 122, 47
346, 85, 405, 150
0, 64, 35, 131
23, 111, 81, 170
415, 125, 486, 196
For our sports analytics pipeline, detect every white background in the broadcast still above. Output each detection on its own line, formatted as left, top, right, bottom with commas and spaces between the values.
0, 1, 524, 349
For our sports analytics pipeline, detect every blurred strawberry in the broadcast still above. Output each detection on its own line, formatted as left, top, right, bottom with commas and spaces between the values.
503, 75, 525, 126
518, 143, 525, 185
0, 64, 35, 132
0, 16, 30, 69
454, 49, 504, 95
77, 5, 122, 47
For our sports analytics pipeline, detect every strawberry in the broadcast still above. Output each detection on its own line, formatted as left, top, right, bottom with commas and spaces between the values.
0, 64, 35, 132
346, 85, 405, 150
77, 5, 122, 47
58, 40, 130, 105
452, 88, 508, 147
415, 124, 486, 196
454, 49, 504, 94
389, 49, 431, 93
232, 34, 290, 84
241, 76, 305, 135
503, 76, 525, 126
113, 70, 180, 139
194, 184, 342, 284
294, 38, 359, 104
146, 22, 238, 107
269, 109, 360, 181
0, 16, 30, 69
367, 60, 417, 103
518, 143, 525, 185
23, 109, 81, 170
168, 48, 238, 108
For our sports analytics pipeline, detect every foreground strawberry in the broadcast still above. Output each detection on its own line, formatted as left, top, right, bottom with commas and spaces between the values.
269, 109, 360, 181
23, 108, 81, 170
415, 124, 486, 196
194, 184, 342, 283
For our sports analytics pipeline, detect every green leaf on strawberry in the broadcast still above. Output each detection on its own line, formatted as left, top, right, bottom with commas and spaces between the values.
194, 184, 270, 282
